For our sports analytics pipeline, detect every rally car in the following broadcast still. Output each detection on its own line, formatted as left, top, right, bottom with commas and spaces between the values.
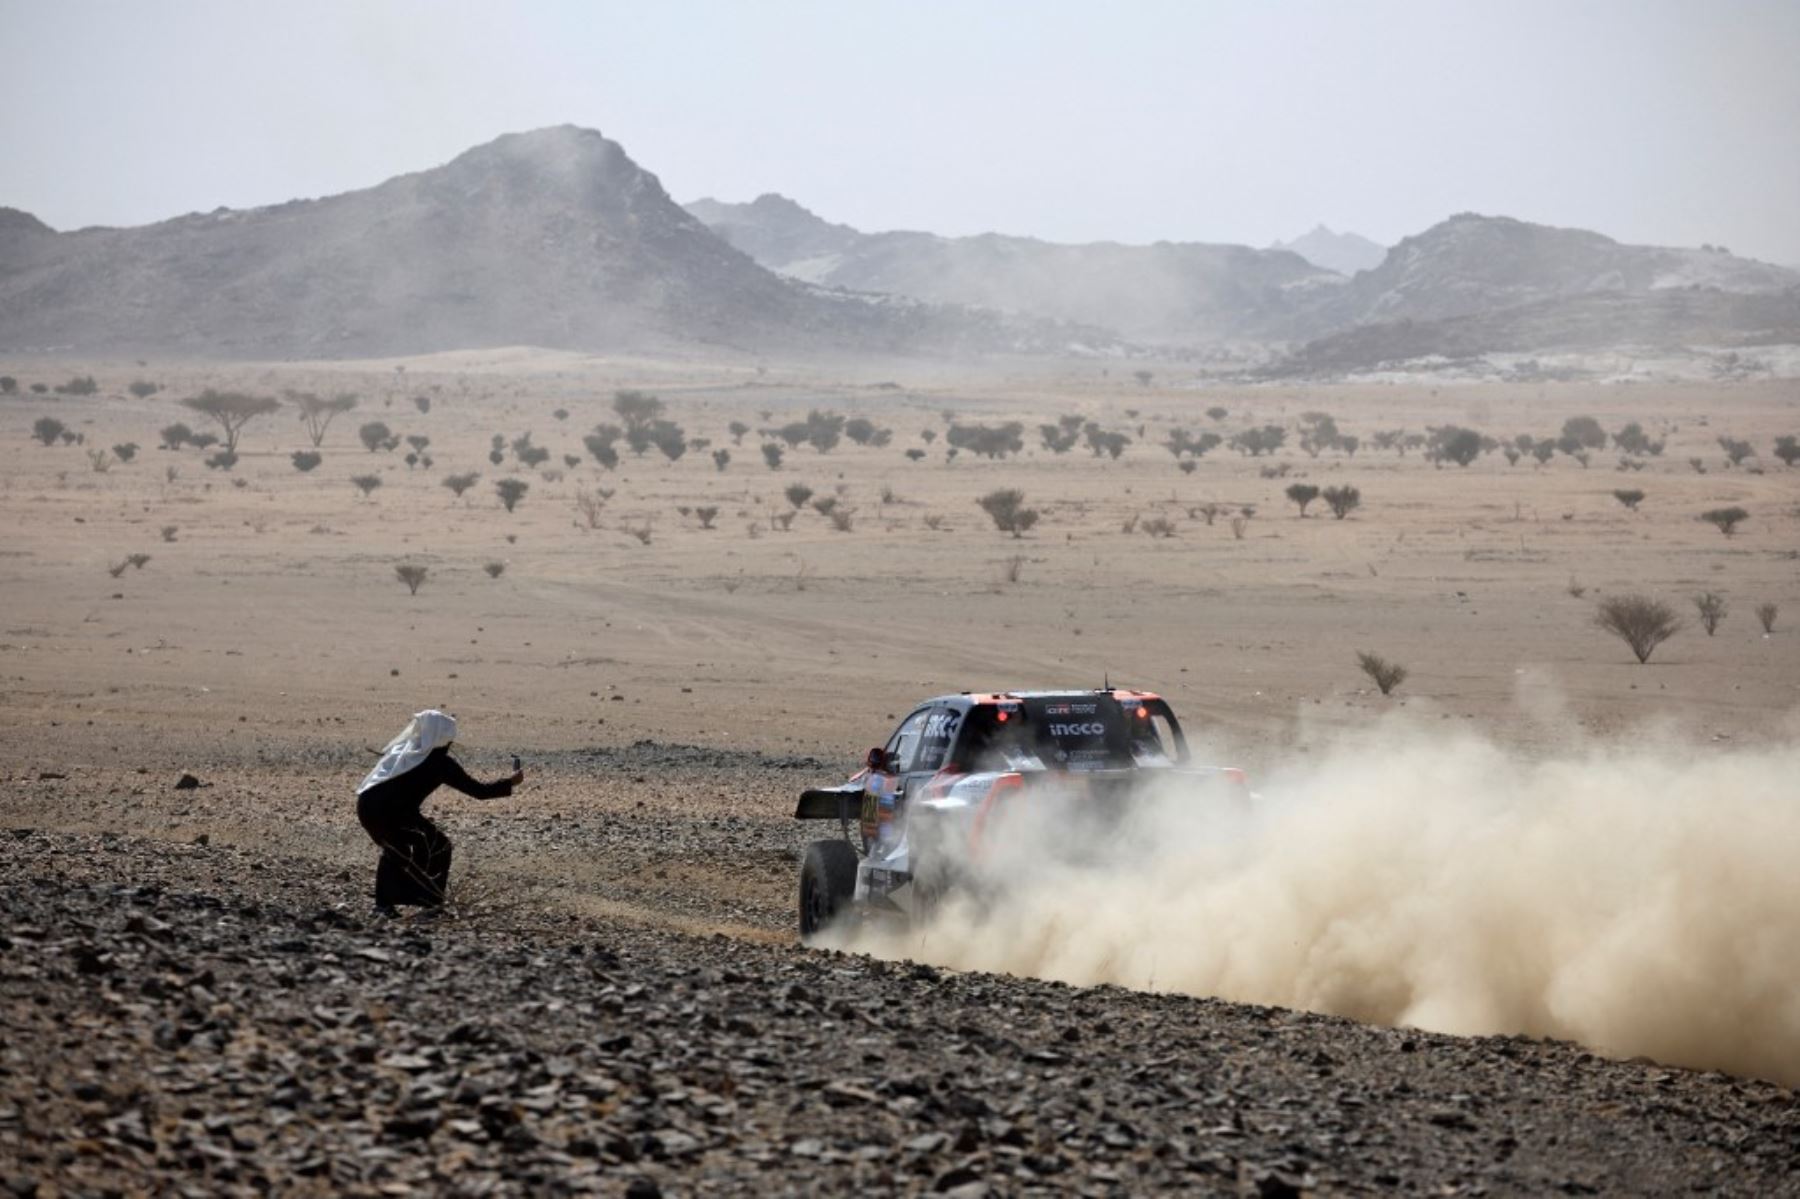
794, 688, 1250, 938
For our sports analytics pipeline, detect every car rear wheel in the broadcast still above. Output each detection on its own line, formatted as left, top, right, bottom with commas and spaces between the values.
798, 839, 859, 940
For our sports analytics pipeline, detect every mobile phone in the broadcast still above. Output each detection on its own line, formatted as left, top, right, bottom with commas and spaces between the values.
512, 755, 522, 772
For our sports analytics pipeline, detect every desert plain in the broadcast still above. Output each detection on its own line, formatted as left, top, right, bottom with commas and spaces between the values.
2, 352, 1797, 1195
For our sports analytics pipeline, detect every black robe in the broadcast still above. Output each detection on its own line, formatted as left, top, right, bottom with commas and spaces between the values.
356, 747, 513, 907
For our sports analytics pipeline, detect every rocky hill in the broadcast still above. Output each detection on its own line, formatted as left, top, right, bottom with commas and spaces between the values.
0, 128, 1098, 359
685, 195, 1341, 344
1270, 224, 1387, 276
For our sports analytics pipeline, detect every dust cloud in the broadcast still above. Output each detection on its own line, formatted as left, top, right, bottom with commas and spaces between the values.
842, 711, 1800, 1084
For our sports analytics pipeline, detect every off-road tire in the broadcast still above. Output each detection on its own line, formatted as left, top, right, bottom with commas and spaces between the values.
798, 839, 858, 940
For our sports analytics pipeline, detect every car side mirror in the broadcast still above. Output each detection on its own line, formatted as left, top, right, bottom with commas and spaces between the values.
866, 746, 888, 772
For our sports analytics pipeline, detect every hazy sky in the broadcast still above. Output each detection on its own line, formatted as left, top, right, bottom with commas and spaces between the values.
4, 0, 1798, 263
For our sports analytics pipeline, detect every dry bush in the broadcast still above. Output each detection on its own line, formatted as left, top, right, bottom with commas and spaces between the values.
483, 562, 506, 579
107, 558, 130, 578
1700, 507, 1748, 537
1285, 483, 1320, 516
351, 474, 382, 499
160, 525, 178, 543
1322, 485, 1361, 519
1121, 512, 1140, 535
495, 478, 529, 513
87, 449, 111, 473
1567, 576, 1587, 599
127, 553, 151, 570
1001, 554, 1026, 584
1693, 592, 1727, 635
573, 489, 607, 528
1756, 603, 1778, 634
977, 489, 1039, 538
1190, 502, 1222, 526
696, 505, 719, 530
32, 417, 66, 446
771, 511, 795, 532
1612, 489, 1645, 511
1230, 515, 1249, 540
395, 564, 428, 595
785, 483, 813, 510
922, 513, 947, 531
291, 450, 323, 473
112, 442, 138, 463
1687, 456, 1706, 474
443, 471, 480, 500
622, 522, 653, 546
1355, 651, 1407, 695
1141, 515, 1176, 538
1596, 594, 1682, 663
827, 507, 855, 533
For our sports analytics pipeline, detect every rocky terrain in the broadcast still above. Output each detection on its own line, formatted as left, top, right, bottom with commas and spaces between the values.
6, 826, 1798, 1197
0, 129, 1099, 360
684, 194, 1339, 345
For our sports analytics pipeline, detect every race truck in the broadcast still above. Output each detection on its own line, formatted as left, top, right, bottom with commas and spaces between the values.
793, 688, 1250, 938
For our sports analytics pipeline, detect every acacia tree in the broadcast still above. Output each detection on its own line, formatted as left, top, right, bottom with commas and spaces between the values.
1596, 595, 1682, 664
495, 478, 529, 513
181, 390, 281, 453
977, 489, 1040, 538
289, 391, 359, 447
1700, 507, 1748, 537
1322, 485, 1361, 518
1285, 483, 1320, 516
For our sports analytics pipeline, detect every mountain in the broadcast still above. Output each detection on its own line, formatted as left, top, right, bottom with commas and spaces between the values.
0, 127, 1099, 358
685, 195, 1341, 344
1269, 225, 1386, 276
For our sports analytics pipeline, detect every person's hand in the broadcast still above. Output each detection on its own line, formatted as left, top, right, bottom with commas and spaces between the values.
509, 769, 525, 786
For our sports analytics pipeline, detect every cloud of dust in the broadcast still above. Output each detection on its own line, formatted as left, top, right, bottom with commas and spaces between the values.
840, 712, 1800, 1084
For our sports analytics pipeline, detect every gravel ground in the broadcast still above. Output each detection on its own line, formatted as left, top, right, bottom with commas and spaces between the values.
4, 829, 1796, 1197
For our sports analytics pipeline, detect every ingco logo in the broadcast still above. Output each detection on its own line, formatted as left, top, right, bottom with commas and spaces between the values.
1048, 721, 1107, 737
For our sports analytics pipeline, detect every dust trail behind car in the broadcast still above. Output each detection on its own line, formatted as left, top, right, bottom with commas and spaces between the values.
833, 709, 1800, 1086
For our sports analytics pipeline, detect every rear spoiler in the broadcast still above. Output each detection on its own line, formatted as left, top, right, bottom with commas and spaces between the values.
795, 785, 861, 821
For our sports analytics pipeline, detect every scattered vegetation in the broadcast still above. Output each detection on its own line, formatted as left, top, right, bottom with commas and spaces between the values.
1322, 485, 1361, 519
31, 417, 66, 446
495, 478, 529, 513
483, 562, 506, 580
1756, 603, 1778, 634
351, 474, 382, 499
443, 472, 480, 500
1612, 489, 1645, 511
1285, 483, 1320, 517
289, 391, 359, 447
1356, 651, 1408, 696
1693, 592, 1727, 636
291, 451, 323, 473
395, 564, 429, 595
977, 489, 1040, 538
359, 421, 397, 452
128, 380, 160, 400
784, 484, 814, 510
1699, 507, 1748, 537
1595, 595, 1682, 664
182, 390, 281, 453
112, 442, 138, 463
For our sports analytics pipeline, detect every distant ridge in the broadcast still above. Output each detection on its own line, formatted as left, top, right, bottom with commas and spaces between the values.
0, 127, 1105, 358
1269, 225, 1386, 276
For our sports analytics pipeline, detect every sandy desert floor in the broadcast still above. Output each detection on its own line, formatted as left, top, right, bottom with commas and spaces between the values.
1, 352, 1797, 1192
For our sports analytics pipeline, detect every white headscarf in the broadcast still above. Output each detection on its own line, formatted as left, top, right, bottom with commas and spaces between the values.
357, 709, 457, 794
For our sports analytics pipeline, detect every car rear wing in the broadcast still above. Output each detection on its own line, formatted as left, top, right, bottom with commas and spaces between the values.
794, 785, 861, 821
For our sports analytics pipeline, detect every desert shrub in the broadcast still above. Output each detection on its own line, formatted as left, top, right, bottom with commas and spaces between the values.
713, 448, 730, 472
1559, 416, 1606, 453
761, 443, 783, 470
584, 424, 622, 470
107, 558, 130, 578
845, 417, 885, 446
1756, 603, 1778, 633
622, 522, 653, 545
406, 434, 430, 457
1133, 369, 1153, 387
31, 417, 66, 446
443, 472, 480, 499
1179, 460, 1196, 475
1001, 554, 1026, 584
359, 421, 394, 452
1503, 446, 1521, 465
1596, 594, 1682, 663
110, 442, 138, 463
771, 511, 795, 532
728, 420, 750, 444
977, 488, 1039, 538
949, 421, 1026, 459
157, 423, 192, 450
1229, 515, 1248, 539
160, 526, 178, 543
1693, 592, 1727, 635
811, 496, 838, 517
1083, 424, 1130, 459
1356, 651, 1407, 695
495, 478, 529, 513
204, 450, 238, 471
182, 389, 279, 452
29, 383, 47, 394
1717, 436, 1754, 467
1040, 423, 1079, 454
514, 434, 551, 468
1530, 438, 1557, 466
1298, 412, 1340, 457
395, 564, 428, 595
1165, 428, 1223, 459
1700, 507, 1748, 537
613, 389, 663, 429
1141, 515, 1176, 538
1771, 436, 1798, 467
922, 513, 946, 531
552, 408, 569, 422
1229, 425, 1286, 456
1612, 488, 1645, 511
1687, 456, 1706, 474
827, 507, 855, 533
695, 505, 720, 529
289, 391, 358, 447
1322, 485, 1361, 519
351, 474, 382, 498
784, 484, 814, 510
128, 380, 160, 400
87, 448, 111, 472
54, 375, 99, 396
1427, 425, 1483, 467
483, 562, 506, 579
1206, 406, 1228, 422
646, 419, 687, 461
414, 395, 431, 414
1191, 502, 1223, 525
573, 489, 609, 528
1613, 421, 1663, 456
1285, 483, 1320, 516
905, 448, 926, 462
1121, 513, 1140, 534
0, 376, 14, 393
291, 451, 323, 473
